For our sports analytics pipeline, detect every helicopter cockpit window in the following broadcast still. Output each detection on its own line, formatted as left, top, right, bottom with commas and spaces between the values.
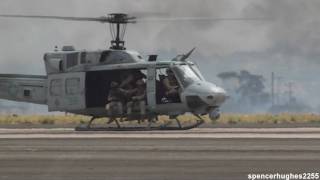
66, 53, 78, 68
172, 65, 202, 88
156, 68, 181, 104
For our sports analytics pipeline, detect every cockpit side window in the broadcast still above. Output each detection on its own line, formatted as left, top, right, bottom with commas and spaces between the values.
156, 68, 181, 104
190, 64, 205, 80
172, 65, 201, 88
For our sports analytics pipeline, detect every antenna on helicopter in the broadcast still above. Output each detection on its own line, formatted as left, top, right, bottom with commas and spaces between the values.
172, 47, 196, 62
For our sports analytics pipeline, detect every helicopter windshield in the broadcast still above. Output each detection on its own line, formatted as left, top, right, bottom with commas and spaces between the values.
172, 65, 202, 88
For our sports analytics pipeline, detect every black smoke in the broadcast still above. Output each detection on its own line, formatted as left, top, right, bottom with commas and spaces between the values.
218, 70, 270, 113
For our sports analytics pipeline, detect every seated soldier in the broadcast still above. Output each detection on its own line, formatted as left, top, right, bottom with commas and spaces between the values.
105, 81, 124, 117
126, 79, 146, 117
163, 69, 180, 100
120, 70, 146, 102
119, 71, 135, 89
120, 70, 146, 89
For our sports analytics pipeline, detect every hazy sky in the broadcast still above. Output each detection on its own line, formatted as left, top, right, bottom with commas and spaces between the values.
0, 0, 319, 110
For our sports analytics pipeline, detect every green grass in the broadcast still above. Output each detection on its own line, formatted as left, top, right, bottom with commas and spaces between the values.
0, 113, 319, 125
216, 113, 320, 124
0, 114, 89, 125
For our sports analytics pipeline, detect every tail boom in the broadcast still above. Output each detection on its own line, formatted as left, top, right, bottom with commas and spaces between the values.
0, 74, 47, 105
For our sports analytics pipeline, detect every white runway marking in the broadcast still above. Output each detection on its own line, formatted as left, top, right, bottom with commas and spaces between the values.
0, 128, 320, 139
1, 127, 320, 133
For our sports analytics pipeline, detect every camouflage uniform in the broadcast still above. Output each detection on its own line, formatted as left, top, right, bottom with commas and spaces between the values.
105, 82, 124, 116
163, 69, 180, 100
127, 79, 146, 116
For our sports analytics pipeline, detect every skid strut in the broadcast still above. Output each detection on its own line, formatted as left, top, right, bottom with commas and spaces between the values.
87, 117, 96, 128
75, 115, 205, 131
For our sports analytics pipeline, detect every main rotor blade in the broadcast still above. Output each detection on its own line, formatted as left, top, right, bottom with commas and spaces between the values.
0, 14, 271, 24
0, 14, 110, 23
138, 17, 272, 22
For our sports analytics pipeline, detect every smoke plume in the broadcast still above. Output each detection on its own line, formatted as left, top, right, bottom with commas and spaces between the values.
0, 0, 319, 113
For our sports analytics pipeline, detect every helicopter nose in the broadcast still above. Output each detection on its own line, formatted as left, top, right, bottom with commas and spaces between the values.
206, 87, 228, 105
184, 82, 228, 107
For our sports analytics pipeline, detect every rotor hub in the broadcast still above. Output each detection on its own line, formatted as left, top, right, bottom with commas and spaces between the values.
108, 13, 136, 50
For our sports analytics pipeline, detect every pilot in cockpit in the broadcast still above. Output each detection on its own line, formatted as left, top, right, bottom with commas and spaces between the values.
163, 69, 180, 100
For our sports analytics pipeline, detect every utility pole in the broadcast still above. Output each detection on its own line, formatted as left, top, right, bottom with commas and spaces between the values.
271, 72, 274, 107
287, 82, 293, 103
275, 76, 283, 105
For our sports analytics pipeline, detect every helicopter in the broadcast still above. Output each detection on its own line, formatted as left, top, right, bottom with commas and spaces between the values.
0, 13, 228, 131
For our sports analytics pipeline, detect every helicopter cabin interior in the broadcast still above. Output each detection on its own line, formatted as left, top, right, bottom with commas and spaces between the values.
85, 68, 182, 109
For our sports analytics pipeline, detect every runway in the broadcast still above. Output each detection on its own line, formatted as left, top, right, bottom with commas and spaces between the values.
0, 128, 319, 180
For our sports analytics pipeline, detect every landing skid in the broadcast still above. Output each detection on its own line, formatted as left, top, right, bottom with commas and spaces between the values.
75, 115, 204, 131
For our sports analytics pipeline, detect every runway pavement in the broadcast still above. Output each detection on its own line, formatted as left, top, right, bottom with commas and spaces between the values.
0, 128, 319, 180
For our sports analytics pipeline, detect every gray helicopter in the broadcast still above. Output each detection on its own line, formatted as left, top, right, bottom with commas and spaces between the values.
0, 13, 227, 131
